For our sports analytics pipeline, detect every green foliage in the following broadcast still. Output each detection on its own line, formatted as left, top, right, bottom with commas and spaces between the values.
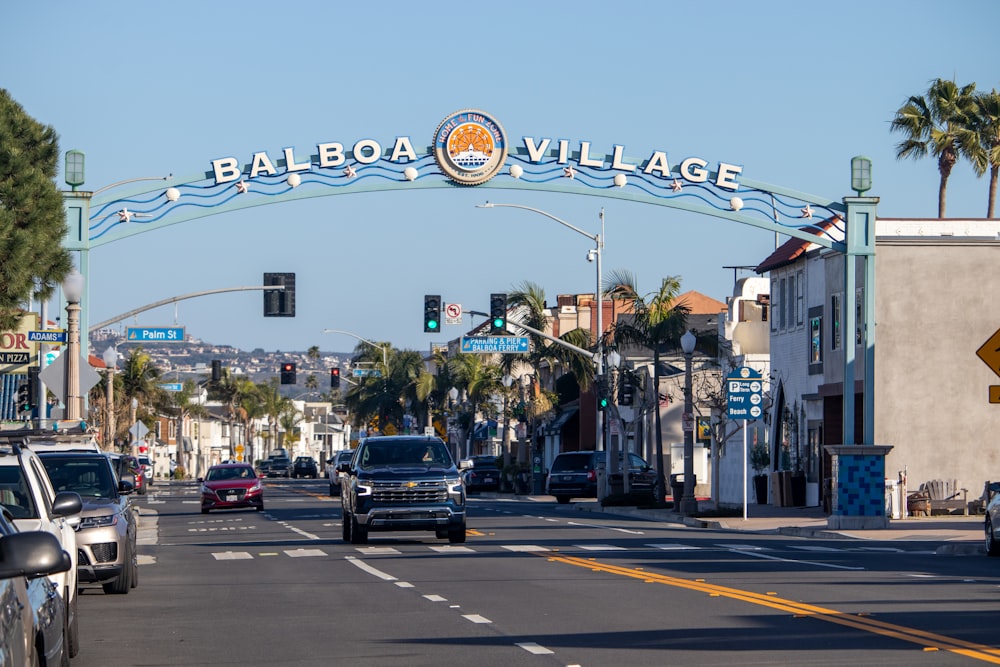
750, 441, 770, 475
0, 89, 73, 329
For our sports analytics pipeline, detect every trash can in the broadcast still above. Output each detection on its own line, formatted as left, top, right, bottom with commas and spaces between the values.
670, 473, 694, 507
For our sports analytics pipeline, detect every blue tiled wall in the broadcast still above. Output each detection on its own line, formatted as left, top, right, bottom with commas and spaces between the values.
835, 453, 886, 516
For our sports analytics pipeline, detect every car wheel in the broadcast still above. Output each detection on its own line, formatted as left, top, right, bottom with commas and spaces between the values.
201, 507, 209, 514
350, 514, 368, 545
556, 495, 571, 504
256, 504, 264, 512
130, 542, 138, 588
104, 557, 131, 594
67, 591, 79, 658
987, 517, 1000, 556
448, 525, 466, 544
341, 513, 351, 542
59, 605, 70, 667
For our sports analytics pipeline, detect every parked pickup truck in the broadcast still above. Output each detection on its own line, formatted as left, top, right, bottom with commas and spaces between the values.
338, 436, 471, 544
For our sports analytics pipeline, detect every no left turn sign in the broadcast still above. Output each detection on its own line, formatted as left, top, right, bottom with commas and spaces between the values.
445, 303, 462, 325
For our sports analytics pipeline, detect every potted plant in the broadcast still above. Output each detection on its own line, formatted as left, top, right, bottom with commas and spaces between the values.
750, 442, 770, 504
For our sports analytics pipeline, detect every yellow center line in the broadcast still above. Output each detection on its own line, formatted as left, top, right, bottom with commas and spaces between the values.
541, 553, 1000, 663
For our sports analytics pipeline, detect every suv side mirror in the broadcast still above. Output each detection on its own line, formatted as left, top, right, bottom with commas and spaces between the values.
52, 491, 83, 519
118, 478, 135, 495
459, 459, 474, 471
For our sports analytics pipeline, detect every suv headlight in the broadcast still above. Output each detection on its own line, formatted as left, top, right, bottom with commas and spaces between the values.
356, 481, 372, 496
80, 514, 118, 529
446, 477, 464, 495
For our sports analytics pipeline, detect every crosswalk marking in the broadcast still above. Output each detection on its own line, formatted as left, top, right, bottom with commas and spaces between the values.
647, 543, 701, 551
429, 545, 475, 553
501, 545, 549, 552
285, 548, 327, 558
212, 551, 253, 560
576, 544, 627, 551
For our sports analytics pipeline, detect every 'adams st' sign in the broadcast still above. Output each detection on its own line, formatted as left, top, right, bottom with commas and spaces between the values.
209, 108, 745, 191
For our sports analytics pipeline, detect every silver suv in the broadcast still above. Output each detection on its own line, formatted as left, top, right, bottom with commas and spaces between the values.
37, 451, 138, 595
0, 437, 83, 657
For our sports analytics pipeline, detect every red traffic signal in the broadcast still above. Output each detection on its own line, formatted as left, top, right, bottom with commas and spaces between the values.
331, 367, 341, 388
280, 362, 296, 385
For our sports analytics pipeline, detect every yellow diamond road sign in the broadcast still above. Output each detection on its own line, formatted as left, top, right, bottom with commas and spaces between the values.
976, 327, 1000, 378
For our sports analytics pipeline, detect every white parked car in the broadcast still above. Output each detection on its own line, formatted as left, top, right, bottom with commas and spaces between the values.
327, 450, 354, 496
0, 436, 83, 658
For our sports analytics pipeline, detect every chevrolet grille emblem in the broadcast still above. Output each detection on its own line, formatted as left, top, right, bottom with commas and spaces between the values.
404, 481, 418, 488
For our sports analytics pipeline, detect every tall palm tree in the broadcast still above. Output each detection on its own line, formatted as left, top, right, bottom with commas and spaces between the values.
258, 379, 292, 455
604, 270, 690, 504
890, 78, 979, 218
156, 380, 209, 477
970, 88, 1000, 218
117, 346, 162, 448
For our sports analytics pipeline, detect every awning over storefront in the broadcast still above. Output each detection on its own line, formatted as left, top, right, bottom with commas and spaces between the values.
542, 406, 579, 436
472, 419, 498, 441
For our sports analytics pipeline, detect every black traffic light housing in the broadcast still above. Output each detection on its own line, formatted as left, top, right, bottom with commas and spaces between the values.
264, 272, 296, 317
211, 360, 222, 382
280, 362, 296, 385
331, 367, 341, 388
423, 295, 441, 333
618, 372, 634, 406
595, 374, 609, 410
16, 382, 30, 413
490, 293, 507, 335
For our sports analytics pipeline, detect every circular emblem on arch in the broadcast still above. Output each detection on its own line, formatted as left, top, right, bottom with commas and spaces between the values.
433, 109, 508, 186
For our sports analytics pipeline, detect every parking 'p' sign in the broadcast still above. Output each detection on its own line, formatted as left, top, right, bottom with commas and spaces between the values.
727, 366, 762, 421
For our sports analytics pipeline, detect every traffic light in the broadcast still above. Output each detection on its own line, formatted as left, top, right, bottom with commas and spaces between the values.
618, 374, 634, 406
16, 383, 30, 413
595, 374, 609, 410
490, 293, 507, 335
423, 295, 441, 333
263, 272, 296, 317
331, 367, 341, 389
280, 362, 296, 385
211, 360, 222, 382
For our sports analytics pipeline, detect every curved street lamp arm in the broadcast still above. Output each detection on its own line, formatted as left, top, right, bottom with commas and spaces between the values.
467, 310, 598, 366
89, 285, 283, 333
476, 202, 598, 244
321, 329, 388, 368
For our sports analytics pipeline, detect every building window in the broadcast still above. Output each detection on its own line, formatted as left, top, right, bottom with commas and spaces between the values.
770, 280, 778, 333
796, 270, 804, 326
787, 274, 796, 330
831, 293, 841, 351
810, 315, 822, 363
779, 278, 787, 329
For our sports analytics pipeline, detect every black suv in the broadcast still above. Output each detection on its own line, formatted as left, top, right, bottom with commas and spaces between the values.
465, 455, 502, 493
266, 457, 292, 478
546, 450, 656, 504
338, 436, 470, 544
292, 456, 318, 479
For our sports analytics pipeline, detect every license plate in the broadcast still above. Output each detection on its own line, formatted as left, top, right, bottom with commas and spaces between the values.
226, 495, 237, 502
562, 475, 573, 482
483, 477, 494, 484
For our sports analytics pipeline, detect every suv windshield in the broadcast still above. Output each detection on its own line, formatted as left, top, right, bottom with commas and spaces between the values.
359, 440, 452, 468
40, 456, 117, 499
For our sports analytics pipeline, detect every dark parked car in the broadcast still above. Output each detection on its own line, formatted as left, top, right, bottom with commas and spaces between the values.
293, 456, 318, 479
266, 457, 293, 478
339, 436, 471, 544
200, 463, 264, 514
465, 455, 502, 493
546, 450, 656, 504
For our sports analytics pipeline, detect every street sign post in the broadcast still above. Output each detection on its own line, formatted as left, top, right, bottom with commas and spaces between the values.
126, 327, 185, 343
27, 330, 67, 343
160, 383, 183, 392
460, 336, 529, 354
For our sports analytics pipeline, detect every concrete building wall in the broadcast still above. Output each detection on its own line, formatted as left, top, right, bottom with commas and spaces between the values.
875, 235, 1000, 501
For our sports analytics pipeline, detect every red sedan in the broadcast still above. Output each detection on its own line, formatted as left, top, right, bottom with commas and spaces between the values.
199, 463, 264, 514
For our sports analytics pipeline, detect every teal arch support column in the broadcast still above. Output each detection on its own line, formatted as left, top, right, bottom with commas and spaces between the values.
827, 195, 891, 530
62, 190, 93, 360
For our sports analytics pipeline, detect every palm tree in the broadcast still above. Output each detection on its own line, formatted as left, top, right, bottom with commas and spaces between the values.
156, 380, 209, 478
970, 88, 1000, 218
278, 403, 302, 451
604, 270, 690, 504
115, 346, 163, 450
890, 78, 979, 218
258, 379, 292, 455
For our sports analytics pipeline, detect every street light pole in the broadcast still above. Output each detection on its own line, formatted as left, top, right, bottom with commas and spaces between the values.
680, 330, 698, 515
320, 329, 388, 371
477, 203, 606, 451
62, 271, 85, 421
102, 346, 118, 451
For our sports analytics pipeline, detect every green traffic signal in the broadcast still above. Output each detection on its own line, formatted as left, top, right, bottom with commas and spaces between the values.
599, 397, 609, 409
427, 319, 438, 330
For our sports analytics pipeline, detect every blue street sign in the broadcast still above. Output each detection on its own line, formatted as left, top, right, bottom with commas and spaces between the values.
352, 369, 382, 378
726, 366, 763, 421
160, 383, 183, 392
460, 336, 530, 354
127, 326, 185, 342
28, 330, 67, 343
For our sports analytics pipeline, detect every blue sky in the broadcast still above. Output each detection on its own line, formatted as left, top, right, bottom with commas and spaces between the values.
3, 1, 997, 355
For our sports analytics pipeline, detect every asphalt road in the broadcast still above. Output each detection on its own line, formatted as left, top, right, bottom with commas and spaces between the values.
70, 479, 1000, 666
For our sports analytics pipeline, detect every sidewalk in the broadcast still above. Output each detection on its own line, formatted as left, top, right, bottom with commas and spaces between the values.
553, 497, 986, 556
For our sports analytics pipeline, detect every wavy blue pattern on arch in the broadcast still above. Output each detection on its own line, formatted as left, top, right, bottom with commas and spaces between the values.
87, 150, 843, 244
